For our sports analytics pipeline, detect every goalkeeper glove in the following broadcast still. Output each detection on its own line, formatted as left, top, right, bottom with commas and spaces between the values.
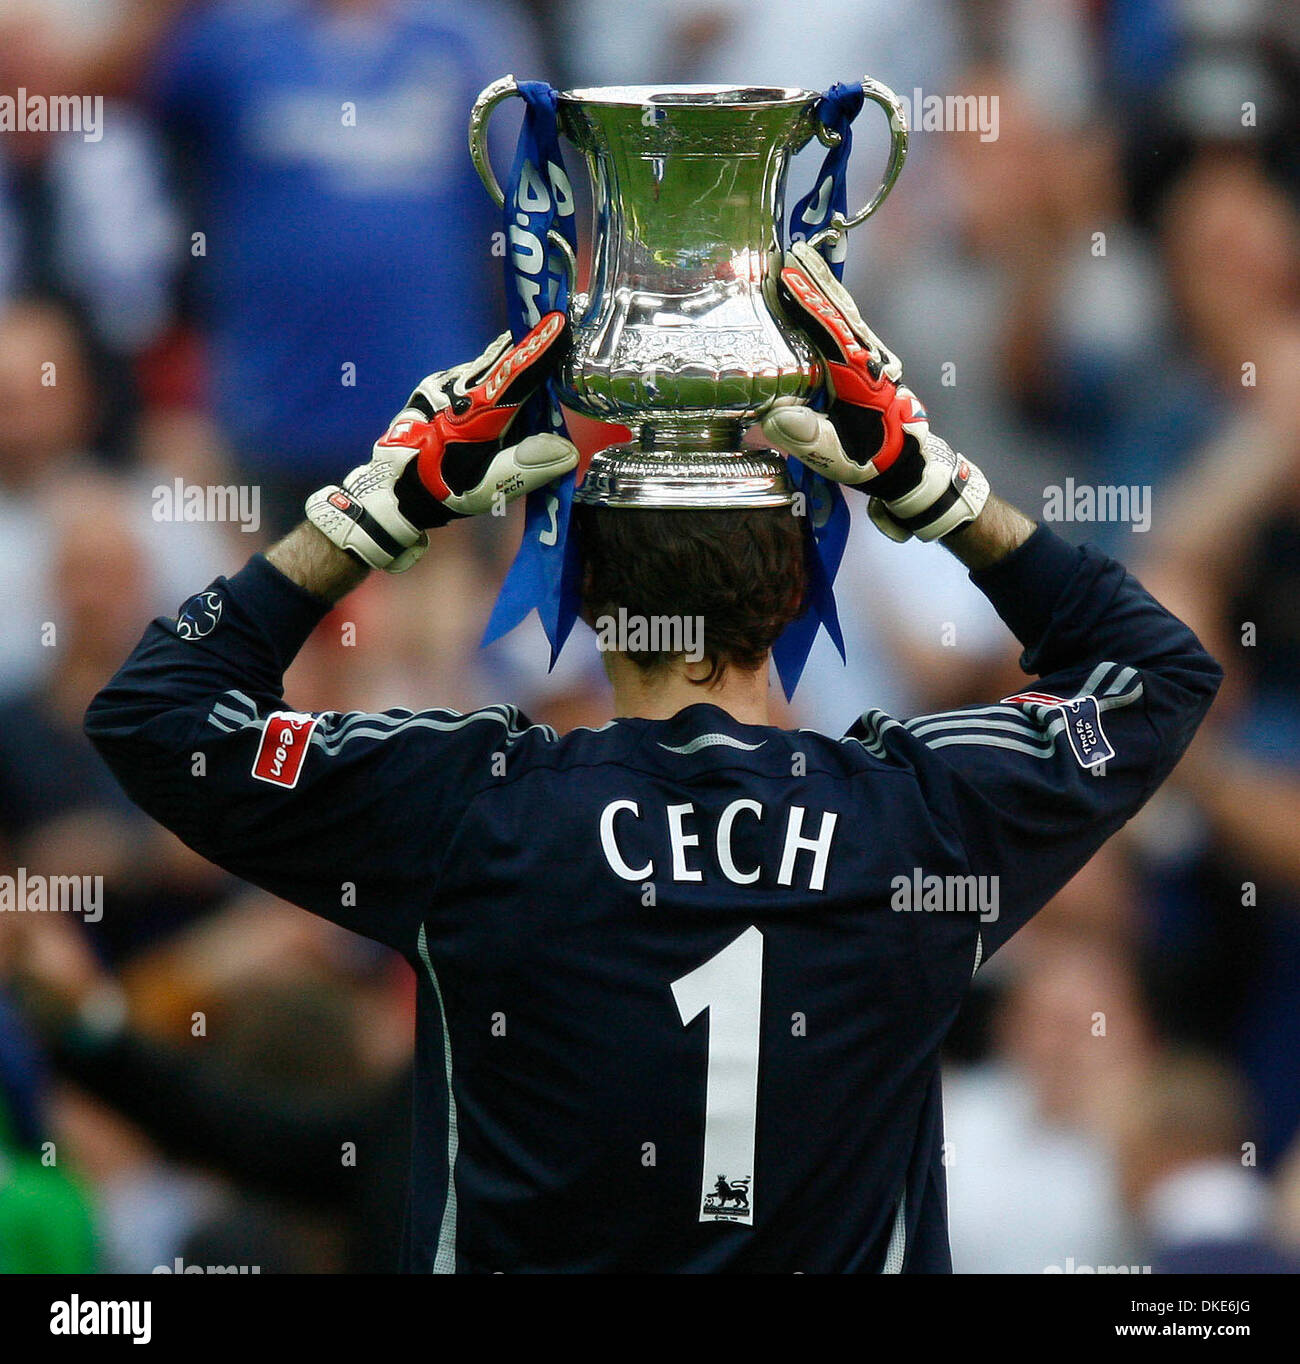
306, 313, 578, 572
762, 241, 988, 543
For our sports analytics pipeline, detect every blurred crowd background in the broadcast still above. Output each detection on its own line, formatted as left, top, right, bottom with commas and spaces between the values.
0, 0, 1297, 1274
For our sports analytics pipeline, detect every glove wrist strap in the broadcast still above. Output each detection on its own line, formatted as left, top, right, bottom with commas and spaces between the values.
879, 436, 990, 542
305, 482, 427, 573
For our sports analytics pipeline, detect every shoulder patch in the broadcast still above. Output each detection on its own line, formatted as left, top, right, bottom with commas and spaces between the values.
176, 589, 223, 640
252, 711, 320, 788
1003, 691, 1115, 769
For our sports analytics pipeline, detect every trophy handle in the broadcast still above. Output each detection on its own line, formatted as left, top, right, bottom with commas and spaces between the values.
468, 75, 579, 287
806, 77, 909, 249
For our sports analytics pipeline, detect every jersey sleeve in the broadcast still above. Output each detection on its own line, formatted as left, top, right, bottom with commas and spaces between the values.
85, 556, 549, 955
845, 526, 1223, 960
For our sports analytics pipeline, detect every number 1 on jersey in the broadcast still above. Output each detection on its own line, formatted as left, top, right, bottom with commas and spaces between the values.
671, 925, 764, 1225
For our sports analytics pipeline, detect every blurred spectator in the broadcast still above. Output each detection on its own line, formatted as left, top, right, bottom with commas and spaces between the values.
0, 298, 233, 701
558, 0, 956, 100
854, 63, 1165, 533
53, 978, 412, 1273
0, 991, 97, 1271
1132, 226, 1300, 1166
118, 0, 546, 530
0, 300, 95, 699
6, 895, 413, 1271
945, 930, 1152, 1273
0, 478, 231, 962
1100, 152, 1300, 509
0, 4, 181, 364
1114, 1049, 1298, 1274
1274, 1122, 1300, 1251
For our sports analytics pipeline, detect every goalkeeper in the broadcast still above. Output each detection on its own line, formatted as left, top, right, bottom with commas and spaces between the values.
85, 248, 1221, 1272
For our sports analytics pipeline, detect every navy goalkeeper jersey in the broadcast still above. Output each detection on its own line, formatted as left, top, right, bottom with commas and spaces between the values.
85, 526, 1220, 1272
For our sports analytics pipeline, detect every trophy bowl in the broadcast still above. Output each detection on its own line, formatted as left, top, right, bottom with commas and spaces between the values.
470, 78, 907, 508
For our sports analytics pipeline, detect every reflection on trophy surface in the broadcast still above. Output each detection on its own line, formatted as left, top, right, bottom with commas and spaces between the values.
471, 78, 908, 507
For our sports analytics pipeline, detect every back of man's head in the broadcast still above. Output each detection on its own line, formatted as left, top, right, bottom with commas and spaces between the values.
575, 504, 809, 687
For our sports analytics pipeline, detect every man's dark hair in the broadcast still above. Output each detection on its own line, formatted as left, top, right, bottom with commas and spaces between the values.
575, 504, 810, 688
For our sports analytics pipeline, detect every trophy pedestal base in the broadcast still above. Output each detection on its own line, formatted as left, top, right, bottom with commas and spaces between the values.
574, 437, 795, 510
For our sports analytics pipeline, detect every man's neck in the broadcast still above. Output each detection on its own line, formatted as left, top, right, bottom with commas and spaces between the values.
608, 655, 773, 726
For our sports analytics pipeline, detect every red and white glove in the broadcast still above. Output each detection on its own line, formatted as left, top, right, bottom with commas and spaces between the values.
306, 313, 578, 572
762, 241, 988, 543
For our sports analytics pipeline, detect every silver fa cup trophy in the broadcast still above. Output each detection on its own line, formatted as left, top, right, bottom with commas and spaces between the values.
469, 79, 908, 508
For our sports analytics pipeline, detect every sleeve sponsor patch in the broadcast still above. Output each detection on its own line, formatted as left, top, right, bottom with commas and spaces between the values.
1002, 691, 1116, 769
176, 589, 223, 640
252, 711, 320, 788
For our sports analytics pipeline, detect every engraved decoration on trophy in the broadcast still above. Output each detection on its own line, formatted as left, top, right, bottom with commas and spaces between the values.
469, 79, 908, 509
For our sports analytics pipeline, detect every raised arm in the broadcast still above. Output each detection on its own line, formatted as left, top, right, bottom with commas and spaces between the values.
763, 242, 1222, 961
265, 521, 368, 605
85, 324, 576, 953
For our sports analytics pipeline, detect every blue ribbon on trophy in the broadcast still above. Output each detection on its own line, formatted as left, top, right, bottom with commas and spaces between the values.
482, 81, 581, 664
770, 79, 865, 697
484, 79, 867, 698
